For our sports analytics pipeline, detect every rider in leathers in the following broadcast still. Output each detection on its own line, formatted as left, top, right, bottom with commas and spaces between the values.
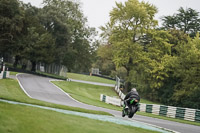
122, 88, 140, 117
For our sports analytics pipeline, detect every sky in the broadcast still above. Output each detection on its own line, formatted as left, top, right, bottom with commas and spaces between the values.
21, 0, 200, 32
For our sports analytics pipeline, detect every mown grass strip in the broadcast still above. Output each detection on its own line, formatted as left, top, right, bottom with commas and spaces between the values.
0, 102, 158, 133
52, 81, 122, 111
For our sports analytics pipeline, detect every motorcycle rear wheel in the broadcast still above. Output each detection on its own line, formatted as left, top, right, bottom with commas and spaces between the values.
128, 106, 136, 118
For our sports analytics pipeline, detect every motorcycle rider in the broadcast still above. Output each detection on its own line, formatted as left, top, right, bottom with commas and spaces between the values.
122, 88, 140, 117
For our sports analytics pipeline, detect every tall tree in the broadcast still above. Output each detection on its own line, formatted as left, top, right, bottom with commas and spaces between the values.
105, 0, 158, 91
19, 3, 55, 71
41, 0, 95, 72
172, 33, 200, 108
0, 0, 24, 60
162, 7, 200, 37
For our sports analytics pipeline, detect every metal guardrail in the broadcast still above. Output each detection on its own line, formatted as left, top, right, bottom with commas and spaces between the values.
100, 94, 200, 123
138, 103, 200, 122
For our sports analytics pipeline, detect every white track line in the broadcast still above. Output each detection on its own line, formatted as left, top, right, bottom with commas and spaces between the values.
16, 73, 32, 98
49, 79, 83, 104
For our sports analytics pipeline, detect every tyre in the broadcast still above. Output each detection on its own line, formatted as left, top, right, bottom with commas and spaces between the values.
128, 106, 135, 118
122, 110, 125, 117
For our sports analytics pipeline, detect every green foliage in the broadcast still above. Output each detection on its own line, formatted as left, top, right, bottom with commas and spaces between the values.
0, 0, 24, 57
41, 0, 96, 72
172, 34, 200, 108
1, 0, 97, 73
93, 44, 115, 76
104, 0, 158, 91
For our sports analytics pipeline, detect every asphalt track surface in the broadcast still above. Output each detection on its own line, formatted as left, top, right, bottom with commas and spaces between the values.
17, 73, 200, 133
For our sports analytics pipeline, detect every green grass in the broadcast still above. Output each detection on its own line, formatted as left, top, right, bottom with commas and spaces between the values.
67, 72, 116, 84
0, 78, 111, 116
53, 81, 121, 111
52, 81, 159, 111
0, 102, 157, 133
9, 71, 19, 75
36, 71, 67, 80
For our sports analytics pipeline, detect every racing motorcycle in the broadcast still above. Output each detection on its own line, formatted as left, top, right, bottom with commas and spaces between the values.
122, 98, 139, 118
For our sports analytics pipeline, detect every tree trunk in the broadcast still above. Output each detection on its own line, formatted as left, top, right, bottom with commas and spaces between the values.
13, 55, 20, 68
123, 57, 133, 92
21, 64, 27, 70
124, 66, 132, 93
31, 61, 36, 72
124, 81, 132, 92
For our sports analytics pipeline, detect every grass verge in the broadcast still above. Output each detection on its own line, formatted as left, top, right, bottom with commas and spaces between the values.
36, 71, 67, 80
0, 102, 158, 133
9, 71, 19, 75
67, 72, 116, 84
53, 81, 121, 111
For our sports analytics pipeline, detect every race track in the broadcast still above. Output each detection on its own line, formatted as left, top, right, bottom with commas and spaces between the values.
17, 73, 200, 133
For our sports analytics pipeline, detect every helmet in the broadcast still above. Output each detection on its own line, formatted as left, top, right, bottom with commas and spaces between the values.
131, 88, 137, 91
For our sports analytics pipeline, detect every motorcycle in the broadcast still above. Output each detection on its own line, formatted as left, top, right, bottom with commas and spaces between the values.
122, 98, 139, 118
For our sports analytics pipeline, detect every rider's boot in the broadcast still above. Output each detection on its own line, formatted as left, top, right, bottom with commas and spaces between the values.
122, 104, 126, 117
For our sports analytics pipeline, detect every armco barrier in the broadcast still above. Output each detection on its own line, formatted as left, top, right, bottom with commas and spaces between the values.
159, 105, 168, 116
0, 71, 9, 79
195, 110, 200, 122
0, 71, 3, 79
140, 103, 200, 123
100, 94, 200, 122
0, 65, 9, 79
100, 94, 122, 106
137, 102, 200, 123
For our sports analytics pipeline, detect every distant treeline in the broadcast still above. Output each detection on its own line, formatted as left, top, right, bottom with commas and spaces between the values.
0, 0, 98, 72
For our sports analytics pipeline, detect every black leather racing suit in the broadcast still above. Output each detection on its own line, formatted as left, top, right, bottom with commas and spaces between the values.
124, 90, 140, 112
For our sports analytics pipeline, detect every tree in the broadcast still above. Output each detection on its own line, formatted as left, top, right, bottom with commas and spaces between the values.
93, 44, 115, 76
19, 4, 55, 71
172, 34, 200, 108
161, 15, 178, 30
0, 0, 24, 60
41, 0, 96, 72
162, 7, 200, 37
106, 0, 158, 91
142, 30, 172, 100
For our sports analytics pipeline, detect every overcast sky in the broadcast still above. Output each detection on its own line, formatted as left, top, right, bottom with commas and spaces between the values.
21, 0, 200, 32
